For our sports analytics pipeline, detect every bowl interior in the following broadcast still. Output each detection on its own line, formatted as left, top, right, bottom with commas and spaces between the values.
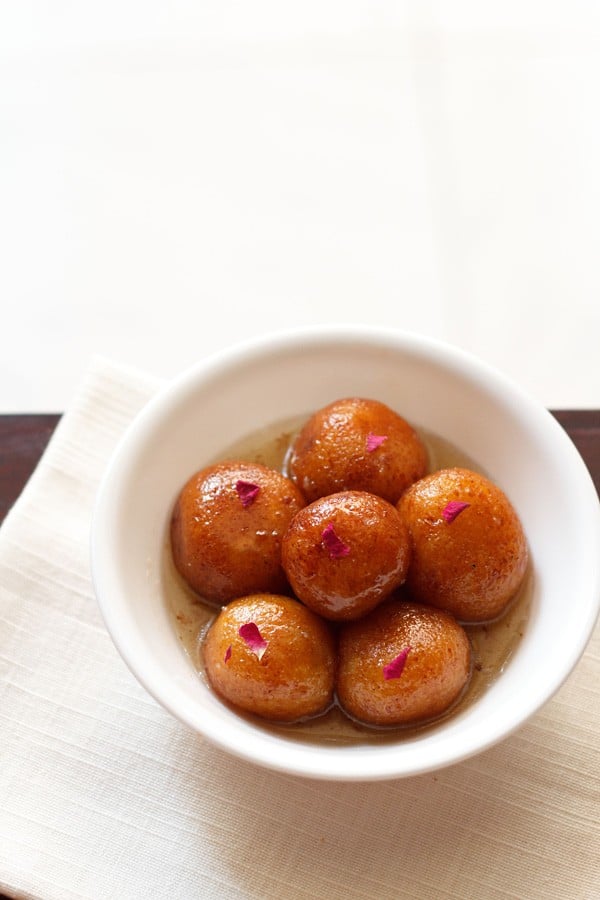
91, 329, 600, 779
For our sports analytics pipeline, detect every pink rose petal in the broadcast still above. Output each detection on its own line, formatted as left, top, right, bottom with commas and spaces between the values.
442, 500, 470, 523
238, 622, 268, 661
383, 646, 411, 680
224, 645, 232, 664
321, 522, 350, 559
235, 480, 261, 508
366, 432, 388, 453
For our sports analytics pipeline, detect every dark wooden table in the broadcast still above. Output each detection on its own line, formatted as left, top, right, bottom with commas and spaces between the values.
1, 412, 599, 527
0, 412, 598, 900
0, 415, 61, 523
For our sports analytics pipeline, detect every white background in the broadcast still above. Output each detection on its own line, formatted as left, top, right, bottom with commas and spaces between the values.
2, 1, 599, 411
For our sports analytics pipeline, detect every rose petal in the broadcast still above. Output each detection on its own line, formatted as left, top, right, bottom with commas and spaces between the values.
321, 522, 350, 559
235, 480, 261, 508
366, 432, 388, 453
238, 622, 268, 661
383, 646, 411, 680
224, 645, 232, 664
442, 500, 470, 523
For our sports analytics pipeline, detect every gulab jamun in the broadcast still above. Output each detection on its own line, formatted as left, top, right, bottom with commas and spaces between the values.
281, 490, 411, 620
203, 594, 336, 721
171, 461, 305, 604
336, 598, 471, 727
397, 467, 528, 622
287, 397, 427, 504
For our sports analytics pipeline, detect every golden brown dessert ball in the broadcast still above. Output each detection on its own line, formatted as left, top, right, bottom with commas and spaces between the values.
287, 397, 427, 504
337, 598, 471, 727
281, 490, 411, 621
203, 594, 336, 722
397, 467, 528, 623
171, 461, 305, 604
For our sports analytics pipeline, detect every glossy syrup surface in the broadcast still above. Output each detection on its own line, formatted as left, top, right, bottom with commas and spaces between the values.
165, 415, 531, 744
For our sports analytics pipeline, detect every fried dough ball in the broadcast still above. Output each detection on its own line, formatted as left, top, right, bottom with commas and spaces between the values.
171, 461, 305, 604
398, 467, 528, 622
281, 491, 411, 621
337, 598, 471, 727
203, 594, 336, 722
287, 397, 427, 504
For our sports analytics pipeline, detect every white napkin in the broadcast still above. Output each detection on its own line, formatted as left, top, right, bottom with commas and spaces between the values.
1, 357, 598, 900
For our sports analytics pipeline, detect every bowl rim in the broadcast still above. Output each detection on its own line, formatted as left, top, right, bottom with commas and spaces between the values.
91, 325, 600, 780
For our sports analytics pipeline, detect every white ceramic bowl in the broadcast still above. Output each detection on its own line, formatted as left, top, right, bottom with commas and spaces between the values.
91, 327, 600, 780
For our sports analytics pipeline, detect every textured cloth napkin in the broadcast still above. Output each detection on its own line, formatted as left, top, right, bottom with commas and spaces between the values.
1, 357, 599, 900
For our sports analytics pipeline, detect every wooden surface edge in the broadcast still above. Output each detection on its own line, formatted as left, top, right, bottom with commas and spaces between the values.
0, 411, 598, 526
